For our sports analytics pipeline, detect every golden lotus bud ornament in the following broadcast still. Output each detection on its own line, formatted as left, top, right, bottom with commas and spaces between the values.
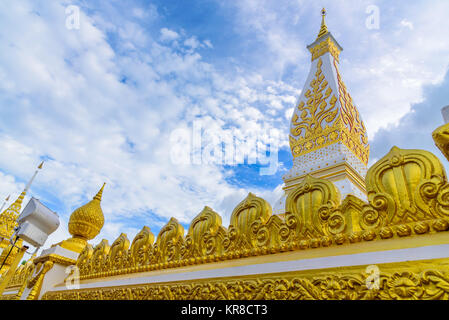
68, 183, 105, 240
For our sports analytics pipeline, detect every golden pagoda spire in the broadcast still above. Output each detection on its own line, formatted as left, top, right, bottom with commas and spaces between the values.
316, 8, 329, 39
0, 195, 10, 214
283, 8, 370, 207
0, 162, 44, 240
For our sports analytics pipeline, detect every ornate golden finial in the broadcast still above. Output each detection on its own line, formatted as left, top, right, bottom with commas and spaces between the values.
93, 183, 106, 202
68, 183, 106, 240
316, 8, 329, 39
62, 183, 106, 253
38, 161, 44, 170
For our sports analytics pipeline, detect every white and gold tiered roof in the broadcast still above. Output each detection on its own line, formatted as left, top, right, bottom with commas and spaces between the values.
275, 9, 369, 213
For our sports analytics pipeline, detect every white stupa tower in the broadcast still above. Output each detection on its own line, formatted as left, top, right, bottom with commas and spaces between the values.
274, 9, 370, 214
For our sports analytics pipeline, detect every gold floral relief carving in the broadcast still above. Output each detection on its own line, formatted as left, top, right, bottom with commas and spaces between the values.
0, 199, 22, 240
41, 259, 449, 300
339, 195, 366, 236
253, 213, 287, 253
182, 206, 226, 260
130, 226, 154, 267
4, 264, 24, 288
1, 258, 36, 300
77, 243, 93, 276
0, 239, 23, 270
224, 193, 272, 253
106, 233, 130, 271
285, 175, 341, 242
433, 122, 449, 161
333, 59, 369, 164
362, 146, 449, 230
91, 240, 110, 274
308, 37, 341, 63
153, 218, 184, 264
290, 58, 339, 157
289, 56, 369, 165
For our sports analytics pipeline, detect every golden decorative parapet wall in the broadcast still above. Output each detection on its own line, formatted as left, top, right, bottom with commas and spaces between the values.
3, 133, 449, 300
71, 146, 449, 282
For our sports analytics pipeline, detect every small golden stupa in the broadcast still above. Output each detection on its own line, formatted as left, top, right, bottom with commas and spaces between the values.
59, 183, 105, 253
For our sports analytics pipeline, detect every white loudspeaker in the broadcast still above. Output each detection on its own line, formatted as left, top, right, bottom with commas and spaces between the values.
16, 198, 60, 248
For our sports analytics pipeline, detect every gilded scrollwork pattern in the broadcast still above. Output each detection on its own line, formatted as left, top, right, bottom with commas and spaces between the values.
130, 226, 154, 267
106, 233, 130, 271
308, 37, 341, 63
0, 193, 25, 241
0, 258, 36, 300
285, 175, 341, 240
362, 146, 449, 231
77, 243, 93, 275
91, 240, 110, 274
182, 206, 226, 260
42, 261, 449, 300
290, 59, 338, 138
224, 193, 272, 253
433, 122, 449, 161
333, 59, 369, 165
290, 58, 339, 157
153, 217, 184, 264
289, 55, 369, 165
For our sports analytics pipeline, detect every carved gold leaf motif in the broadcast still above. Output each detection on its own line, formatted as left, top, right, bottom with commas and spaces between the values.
290, 59, 338, 142
41, 259, 449, 300
289, 56, 369, 165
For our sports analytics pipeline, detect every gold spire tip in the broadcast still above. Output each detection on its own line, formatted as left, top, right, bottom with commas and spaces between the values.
94, 183, 106, 201
317, 7, 329, 39
38, 161, 44, 170
5, 195, 10, 201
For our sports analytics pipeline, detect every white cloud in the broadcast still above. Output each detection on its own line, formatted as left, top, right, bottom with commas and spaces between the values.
284, 107, 294, 121
222, 0, 449, 139
184, 36, 200, 49
400, 19, 414, 30
203, 39, 213, 49
0, 0, 296, 249
160, 27, 180, 42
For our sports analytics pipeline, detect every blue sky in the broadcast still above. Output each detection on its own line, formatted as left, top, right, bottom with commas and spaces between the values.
0, 0, 448, 252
